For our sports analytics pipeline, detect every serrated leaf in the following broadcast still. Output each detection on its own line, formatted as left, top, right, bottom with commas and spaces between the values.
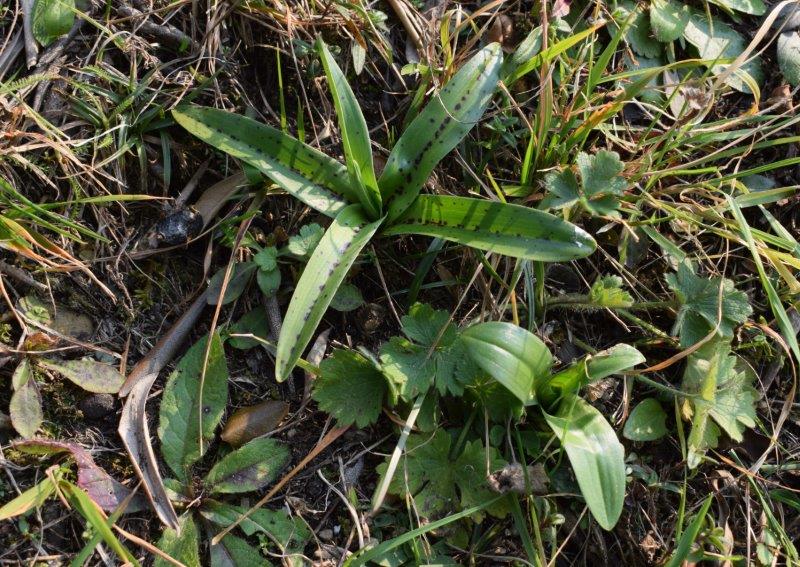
666, 261, 752, 346
400, 303, 457, 347
617, 1, 663, 58
384, 195, 596, 261
173, 107, 355, 217
207, 262, 257, 306
650, 0, 690, 42
158, 333, 229, 482
461, 322, 552, 403
287, 223, 324, 258
275, 205, 383, 381
589, 275, 634, 308
201, 501, 310, 553
254, 246, 278, 271
543, 395, 625, 530
378, 430, 508, 522
623, 398, 668, 441
155, 514, 201, 567
381, 44, 503, 221
204, 437, 289, 494
545, 151, 627, 216
32, 0, 75, 47
330, 282, 364, 312
317, 39, 381, 220
38, 357, 124, 394
211, 534, 266, 567
778, 32, 800, 86
708, 0, 765, 15
0, 477, 56, 520
682, 10, 763, 93
313, 349, 386, 427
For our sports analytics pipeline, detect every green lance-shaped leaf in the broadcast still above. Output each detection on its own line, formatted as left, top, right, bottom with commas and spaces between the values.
461, 321, 553, 403
317, 39, 381, 220
203, 437, 289, 494
543, 395, 626, 530
155, 514, 201, 567
0, 476, 56, 521
38, 357, 124, 394
383, 195, 596, 261
276, 205, 383, 381
157, 332, 229, 482
173, 106, 355, 217
380, 44, 503, 221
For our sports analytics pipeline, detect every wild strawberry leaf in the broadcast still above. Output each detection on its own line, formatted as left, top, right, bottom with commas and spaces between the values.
203, 437, 289, 494
543, 151, 627, 216
286, 223, 324, 259
589, 275, 634, 308
158, 332, 229, 482
313, 349, 387, 427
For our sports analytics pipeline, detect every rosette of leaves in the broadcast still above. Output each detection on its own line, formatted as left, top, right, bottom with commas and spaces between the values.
311, 303, 645, 530
155, 333, 309, 565
174, 38, 596, 383
615, 0, 765, 93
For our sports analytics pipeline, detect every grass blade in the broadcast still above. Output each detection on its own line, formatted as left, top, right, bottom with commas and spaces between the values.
276, 205, 383, 381
383, 195, 596, 261
380, 44, 503, 221
317, 39, 381, 220
172, 106, 354, 217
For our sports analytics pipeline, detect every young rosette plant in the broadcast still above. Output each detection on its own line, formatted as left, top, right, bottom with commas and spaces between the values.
172, 39, 596, 382
155, 333, 309, 565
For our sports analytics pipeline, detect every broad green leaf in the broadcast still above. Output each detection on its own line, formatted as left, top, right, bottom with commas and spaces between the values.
204, 437, 289, 494
0, 477, 56, 520
623, 398, 668, 441
10, 360, 42, 438
378, 430, 508, 521
650, 0, 690, 42
381, 44, 503, 220
60, 481, 139, 566
32, 0, 75, 46
461, 322, 552, 403
158, 333, 229, 482
173, 107, 354, 217
256, 268, 281, 297
254, 246, 278, 271
155, 514, 201, 567
708, 0, 765, 15
201, 501, 310, 553
275, 205, 383, 381
666, 261, 752, 346
617, 1, 663, 58
682, 10, 763, 93
330, 282, 364, 312
313, 349, 387, 427
384, 195, 596, 261
38, 358, 124, 394
207, 262, 257, 306
211, 534, 266, 567
544, 395, 625, 530
317, 39, 381, 219
228, 308, 270, 350
778, 32, 800, 86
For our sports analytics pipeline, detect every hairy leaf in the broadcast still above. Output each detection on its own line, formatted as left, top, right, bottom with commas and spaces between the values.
544, 395, 625, 530
155, 514, 201, 567
173, 107, 355, 217
211, 534, 265, 567
708, 0, 765, 15
275, 205, 383, 381
204, 437, 289, 494
317, 39, 381, 219
461, 322, 552, 403
313, 349, 386, 427
543, 150, 627, 216
158, 333, 229, 482
38, 357, 124, 394
623, 398, 668, 441
381, 44, 503, 220
202, 501, 310, 553
589, 275, 634, 308
384, 195, 596, 261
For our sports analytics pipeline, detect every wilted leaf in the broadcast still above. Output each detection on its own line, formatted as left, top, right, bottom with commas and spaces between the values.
207, 262, 257, 305
221, 400, 289, 447
13, 439, 146, 513
778, 32, 800, 87
155, 514, 201, 567
9, 360, 42, 438
650, 0, 690, 42
623, 398, 668, 441
204, 437, 289, 494
38, 357, 124, 394
158, 333, 229, 482
313, 349, 386, 427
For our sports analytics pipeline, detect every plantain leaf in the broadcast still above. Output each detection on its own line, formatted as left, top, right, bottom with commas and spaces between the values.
317, 39, 381, 220
38, 357, 124, 394
461, 322, 553, 403
210, 534, 265, 567
380, 44, 503, 221
543, 395, 625, 530
155, 514, 201, 567
203, 437, 289, 494
9, 360, 42, 438
173, 106, 355, 217
158, 333, 229, 482
383, 195, 596, 261
275, 205, 383, 381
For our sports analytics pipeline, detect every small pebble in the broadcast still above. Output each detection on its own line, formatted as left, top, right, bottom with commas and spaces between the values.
318, 529, 333, 541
